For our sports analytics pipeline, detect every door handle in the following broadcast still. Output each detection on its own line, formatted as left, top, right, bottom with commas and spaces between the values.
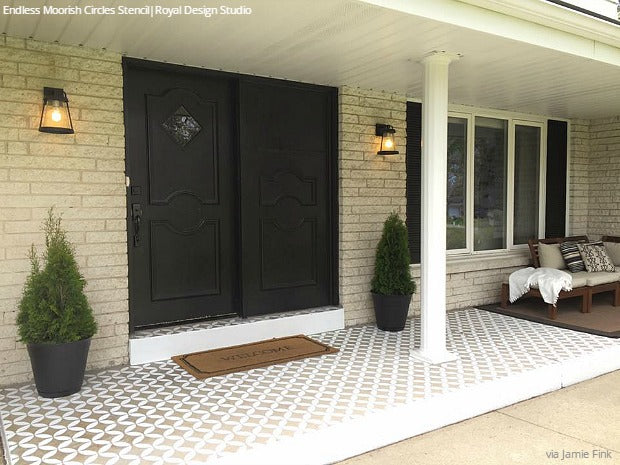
132, 203, 143, 246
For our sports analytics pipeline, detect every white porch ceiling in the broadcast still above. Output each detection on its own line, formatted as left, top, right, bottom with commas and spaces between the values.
2, 0, 620, 119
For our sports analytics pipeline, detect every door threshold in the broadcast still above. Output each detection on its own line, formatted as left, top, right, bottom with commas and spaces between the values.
129, 306, 344, 365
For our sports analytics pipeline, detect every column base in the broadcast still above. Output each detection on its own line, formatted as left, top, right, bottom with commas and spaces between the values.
410, 348, 459, 365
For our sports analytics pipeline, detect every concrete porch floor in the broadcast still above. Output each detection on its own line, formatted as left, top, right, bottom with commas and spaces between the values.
0, 308, 619, 465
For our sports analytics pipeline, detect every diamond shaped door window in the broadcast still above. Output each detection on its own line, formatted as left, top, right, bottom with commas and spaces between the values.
162, 106, 202, 147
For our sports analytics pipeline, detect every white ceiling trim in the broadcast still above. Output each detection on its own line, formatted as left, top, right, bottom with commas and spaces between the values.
1, 0, 619, 119
361, 0, 620, 65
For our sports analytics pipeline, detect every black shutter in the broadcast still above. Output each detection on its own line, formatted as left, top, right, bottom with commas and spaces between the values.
406, 102, 422, 264
545, 120, 568, 238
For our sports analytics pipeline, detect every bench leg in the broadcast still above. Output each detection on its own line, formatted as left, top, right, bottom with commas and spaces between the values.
614, 283, 620, 307
501, 283, 509, 309
548, 304, 558, 320
581, 290, 590, 314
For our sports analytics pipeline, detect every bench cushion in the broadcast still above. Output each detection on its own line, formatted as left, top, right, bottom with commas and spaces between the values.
568, 271, 589, 288
528, 271, 620, 289
527, 270, 586, 290
585, 271, 620, 287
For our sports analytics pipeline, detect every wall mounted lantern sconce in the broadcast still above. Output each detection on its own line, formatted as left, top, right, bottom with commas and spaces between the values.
39, 87, 74, 134
375, 123, 398, 155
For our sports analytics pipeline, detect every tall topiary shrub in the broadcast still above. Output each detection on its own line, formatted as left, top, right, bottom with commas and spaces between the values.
17, 209, 97, 344
371, 212, 416, 295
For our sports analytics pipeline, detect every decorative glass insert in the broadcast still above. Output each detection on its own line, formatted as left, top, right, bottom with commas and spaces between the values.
162, 106, 201, 147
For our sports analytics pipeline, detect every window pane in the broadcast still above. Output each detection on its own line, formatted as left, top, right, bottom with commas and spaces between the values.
447, 117, 467, 250
474, 117, 507, 251
513, 125, 541, 245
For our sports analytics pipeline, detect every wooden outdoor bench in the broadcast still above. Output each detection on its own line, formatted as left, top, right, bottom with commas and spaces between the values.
500, 235, 620, 319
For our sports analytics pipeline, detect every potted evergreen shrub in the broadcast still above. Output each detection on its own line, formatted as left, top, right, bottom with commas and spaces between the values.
371, 212, 416, 331
17, 209, 97, 398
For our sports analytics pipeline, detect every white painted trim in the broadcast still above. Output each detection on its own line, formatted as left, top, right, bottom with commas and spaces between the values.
407, 98, 566, 124
411, 102, 552, 255
512, 119, 546, 243
565, 120, 573, 236
466, 112, 475, 253
410, 348, 459, 365
560, 345, 620, 386
361, 0, 620, 62
446, 111, 473, 255
213, 343, 620, 465
451, 104, 548, 124
418, 51, 457, 361
129, 307, 345, 365
0, 410, 11, 465
410, 249, 530, 275
446, 249, 529, 263
541, 122, 548, 237
507, 119, 516, 249
212, 367, 560, 465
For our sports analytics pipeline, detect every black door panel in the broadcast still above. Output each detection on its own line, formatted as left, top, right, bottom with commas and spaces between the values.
125, 64, 237, 329
239, 80, 335, 316
124, 60, 337, 329
146, 89, 220, 205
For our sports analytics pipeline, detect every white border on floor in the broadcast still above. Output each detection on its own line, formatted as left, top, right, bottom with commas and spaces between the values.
129, 307, 345, 364
213, 344, 620, 465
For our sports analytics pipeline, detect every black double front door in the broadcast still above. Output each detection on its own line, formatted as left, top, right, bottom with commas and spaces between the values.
124, 60, 337, 330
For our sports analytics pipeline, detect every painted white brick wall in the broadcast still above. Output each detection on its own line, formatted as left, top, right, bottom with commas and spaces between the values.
0, 37, 128, 386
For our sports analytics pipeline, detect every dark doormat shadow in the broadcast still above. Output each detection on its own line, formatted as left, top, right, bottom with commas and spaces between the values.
478, 293, 620, 338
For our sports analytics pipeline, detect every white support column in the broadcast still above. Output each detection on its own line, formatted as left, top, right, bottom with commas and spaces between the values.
411, 51, 460, 365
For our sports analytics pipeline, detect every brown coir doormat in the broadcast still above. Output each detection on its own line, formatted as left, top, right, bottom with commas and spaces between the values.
172, 335, 338, 379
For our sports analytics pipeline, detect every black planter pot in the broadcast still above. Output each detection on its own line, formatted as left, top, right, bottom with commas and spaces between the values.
372, 293, 412, 332
27, 338, 91, 398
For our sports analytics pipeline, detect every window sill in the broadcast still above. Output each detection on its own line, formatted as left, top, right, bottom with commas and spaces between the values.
410, 249, 531, 276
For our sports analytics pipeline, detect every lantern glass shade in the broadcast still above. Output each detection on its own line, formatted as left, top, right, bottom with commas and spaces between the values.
39, 87, 74, 134
375, 123, 399, 155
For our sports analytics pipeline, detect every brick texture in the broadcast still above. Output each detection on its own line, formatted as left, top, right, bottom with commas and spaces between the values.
568, 116, 620, 239
0, 37, 128, 386
338, 86, 408, 326
568, 119, 590, 235
584, 116, 620, 238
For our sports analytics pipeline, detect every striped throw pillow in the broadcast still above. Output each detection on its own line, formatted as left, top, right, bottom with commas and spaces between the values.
559, 241, 585, 273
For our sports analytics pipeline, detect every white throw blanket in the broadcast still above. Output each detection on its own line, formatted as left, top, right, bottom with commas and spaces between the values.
509, 267, 573, 306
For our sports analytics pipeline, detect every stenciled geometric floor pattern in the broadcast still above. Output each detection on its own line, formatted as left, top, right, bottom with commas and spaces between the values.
1, 308, 619, 465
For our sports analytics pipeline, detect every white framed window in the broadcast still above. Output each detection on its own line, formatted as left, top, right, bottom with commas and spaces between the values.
446, 114, 470, 253
446, 107, 547, 255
